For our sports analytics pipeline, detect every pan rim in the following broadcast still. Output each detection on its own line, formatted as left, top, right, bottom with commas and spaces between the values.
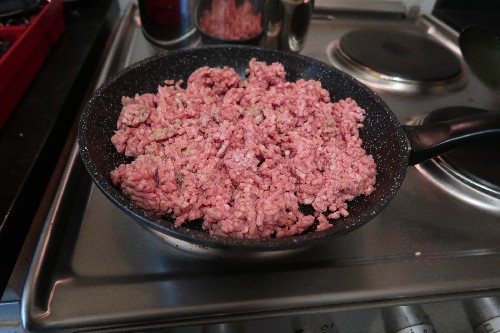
78, 44, 409, 252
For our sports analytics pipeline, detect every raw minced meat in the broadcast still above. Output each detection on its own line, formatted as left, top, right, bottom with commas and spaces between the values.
110, 58, 377, 239
199, 0, 262, 41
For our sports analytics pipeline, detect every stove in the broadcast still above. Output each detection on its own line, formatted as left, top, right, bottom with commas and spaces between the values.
9, 2, 500, 332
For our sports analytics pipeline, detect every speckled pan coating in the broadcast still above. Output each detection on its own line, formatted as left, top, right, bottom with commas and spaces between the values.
78, 45, 410, 253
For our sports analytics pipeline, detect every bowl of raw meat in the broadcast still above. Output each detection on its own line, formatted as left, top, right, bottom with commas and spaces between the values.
195, 0, 265, 45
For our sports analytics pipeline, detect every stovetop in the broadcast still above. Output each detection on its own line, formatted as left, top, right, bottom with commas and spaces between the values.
18, 3, 500, 332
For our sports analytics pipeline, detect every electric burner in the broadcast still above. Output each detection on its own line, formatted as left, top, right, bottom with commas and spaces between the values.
327, 29, 465, 93
422, 107, 500, 194
412, 107, 500, 211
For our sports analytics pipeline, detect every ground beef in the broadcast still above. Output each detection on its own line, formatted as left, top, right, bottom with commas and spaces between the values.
110, 59, 377, 239
199, 0, 262, 41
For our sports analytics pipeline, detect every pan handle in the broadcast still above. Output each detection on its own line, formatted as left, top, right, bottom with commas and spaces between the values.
402, 112, 500, 166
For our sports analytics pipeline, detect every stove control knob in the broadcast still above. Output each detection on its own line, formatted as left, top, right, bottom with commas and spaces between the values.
382, 305, 437, 333
464, 297, 500, 333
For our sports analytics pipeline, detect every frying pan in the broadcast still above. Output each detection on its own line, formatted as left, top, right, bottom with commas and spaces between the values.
78, 45, 500, 259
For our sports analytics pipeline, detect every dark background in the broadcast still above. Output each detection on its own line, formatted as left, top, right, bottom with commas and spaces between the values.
433, 0, 500, 35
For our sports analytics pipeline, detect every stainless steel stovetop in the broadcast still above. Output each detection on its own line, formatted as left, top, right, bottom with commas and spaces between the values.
18, 3, 500, 332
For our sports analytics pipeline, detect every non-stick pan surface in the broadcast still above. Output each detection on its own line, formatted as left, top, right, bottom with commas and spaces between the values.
78, 45, 409, 255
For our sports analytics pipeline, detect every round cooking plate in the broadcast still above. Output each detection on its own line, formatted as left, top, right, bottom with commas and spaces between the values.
327, 28, 465, 93
338, 29, 462, 82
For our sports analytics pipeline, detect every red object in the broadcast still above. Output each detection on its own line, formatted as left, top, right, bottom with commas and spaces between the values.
144, 0, 182, 26
0, 0, 65, 128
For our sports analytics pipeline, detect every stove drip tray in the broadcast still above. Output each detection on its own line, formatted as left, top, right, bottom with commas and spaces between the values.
327, 29, 465, 93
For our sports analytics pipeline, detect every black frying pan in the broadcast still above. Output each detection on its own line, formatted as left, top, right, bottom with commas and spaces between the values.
78, 45, 500, 258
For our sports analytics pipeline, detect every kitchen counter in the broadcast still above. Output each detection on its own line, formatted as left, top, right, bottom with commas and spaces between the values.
0, 0, 120, 297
